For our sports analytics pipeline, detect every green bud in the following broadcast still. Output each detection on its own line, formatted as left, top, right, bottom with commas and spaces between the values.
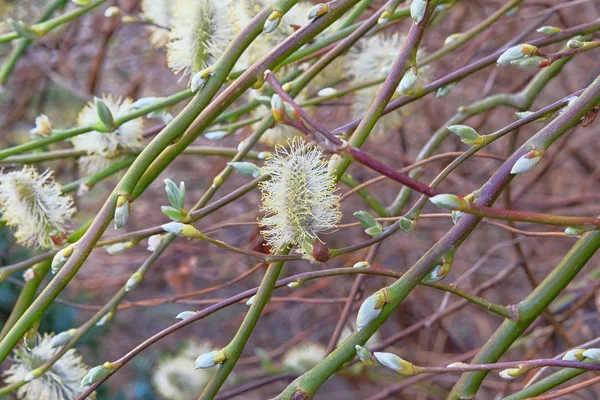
510, 56, 548, 69
353, 211, 383, 237
397, 68, 418, 94
497, 44, 537, 66
564, 226, 583, 237
398, 217, 416, 232
567, 39, 584, 49
536, 26, 561, 35
429, 194, 469, 210
50, 329, 77, 348
95, 97, 115, 131
447, 124, 480, 145
444, 33, 461, 46
81, 362, 114, 387
160, 206, 186, 222
164, 179, 186, 210
355, 345, 376, 367
228, 162, 262, 178
436, 84, 454, 98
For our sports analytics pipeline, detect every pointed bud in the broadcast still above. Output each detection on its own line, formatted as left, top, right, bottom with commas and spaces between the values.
567, 39, 584, 49
287, 281, 302, 288
246, 295, 256, 307
510, 56, 548, 69
515, 111, 534, 120
52, 245, 74, 274
451, 210, 464, 224
114, 195, 130, 229
24, 369, 41, 382
24, 326, 39, 350
374, 352, 416, 376
328, 154, 342, 175
563, 349, 586, 361
191, 68, 212, 92
204, 130, 228, 140
397, 68, 418, 94
164, 179, 186, 209
429, 194, 469, 210
447, 362, 468, 368
30, 114, 52, 137
125, 272, 142, 292
354, 211, 383, 237
499, 367, 522, 380
410, 0, 428, 24
103, 242, 129, 255
147, 234, 164, 252
50, 329, 77, 348
160, 206, 186, 221
583, 348, 600, 361
564, 226, 583, 237
423, 259, 452, 283
444, 33, 461, 46
81, 362, 114, 387
317, 87, 337, 97
161, 222, 200, 238
104, 6, 121, 18
497, 44, 538, 66
308, 4, 329, 20
283, 102, 300, 121
356, 345, 376, 367
95, 97, 115, 131
228, 162, 262, 178
96, 311, 114, 326
436, 84, 454, 98
353, 261, 371, 269
511, 148, 544, 175
447, 125, 481, 145
133, 97, 159, 109
357, 289, 388, 330
264, 10, 282, 33
536, 26, 561, 35
194, 349, 227, 369
271, 94, 285, 122
23, 268, 35, 282
176, 311, 196, 320
398, 217, 416, 233
378, 10, 392, 25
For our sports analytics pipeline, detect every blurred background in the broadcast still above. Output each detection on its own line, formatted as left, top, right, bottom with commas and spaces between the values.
1, 0, 600, 399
